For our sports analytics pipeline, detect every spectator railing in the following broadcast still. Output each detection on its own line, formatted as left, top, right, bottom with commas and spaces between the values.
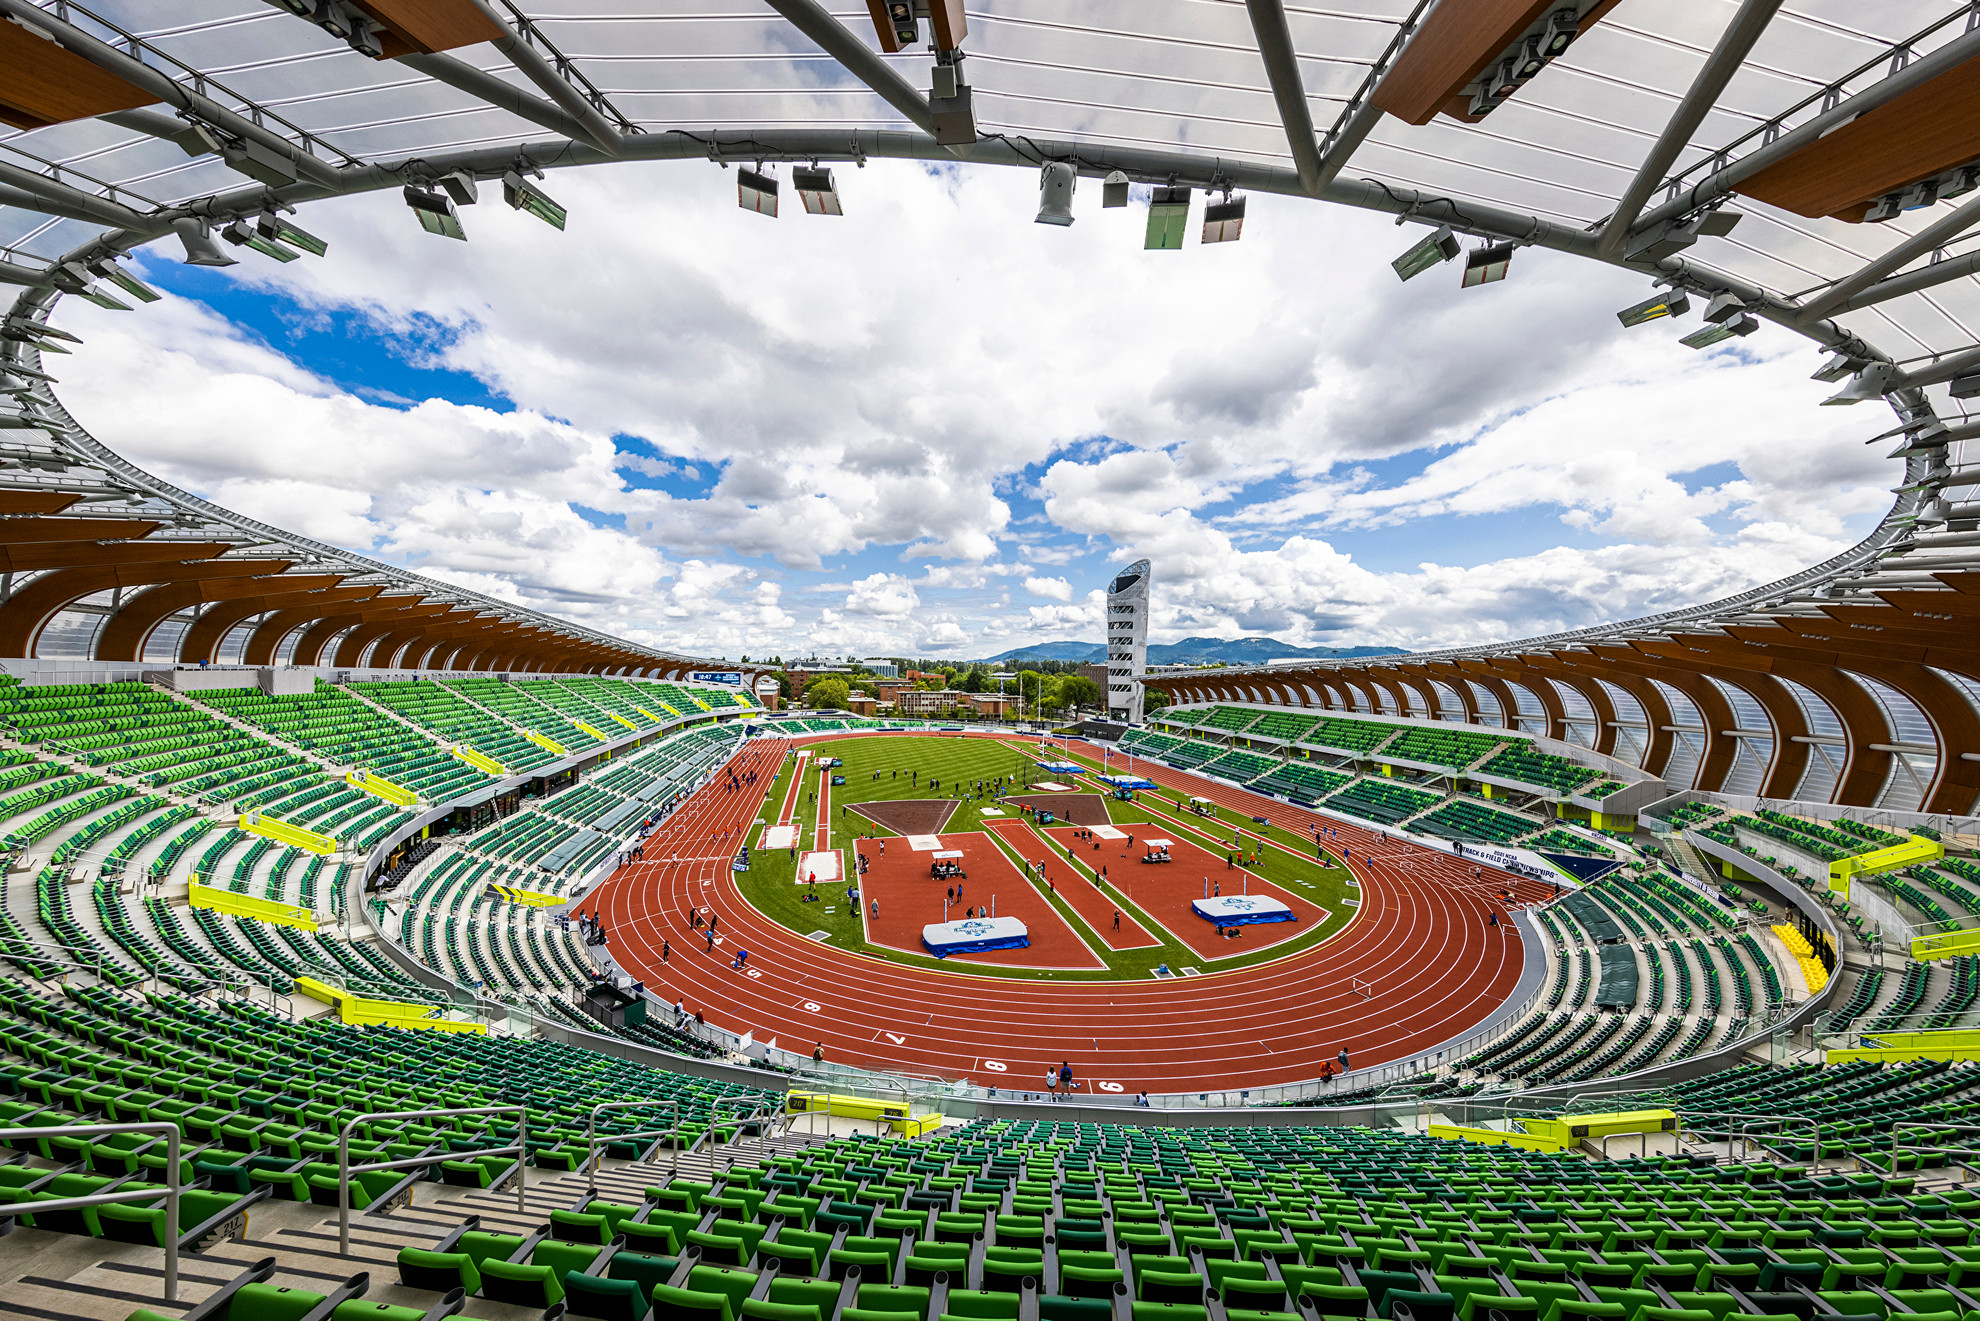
0, 1120, 182, 1299
338, 1104, 525, 1255
585, 1099, 679, 1195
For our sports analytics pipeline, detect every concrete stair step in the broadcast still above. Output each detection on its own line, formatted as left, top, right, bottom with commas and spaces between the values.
0, 1152, 778, 1321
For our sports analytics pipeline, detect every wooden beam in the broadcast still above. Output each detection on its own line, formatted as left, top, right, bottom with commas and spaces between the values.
1370, 0, 1626, 126
0, 491, 81, 515
354, 0, 507, 58
0, 516, 162, 544
928, 0, 966, 50
0, 539, 229, 574
187, 585, 384, 666
95, 573, 342, 662
0, 16, 158, 130
1740, 52, 1980, 219
864, 0, 907, 54
0, 559, 292, 657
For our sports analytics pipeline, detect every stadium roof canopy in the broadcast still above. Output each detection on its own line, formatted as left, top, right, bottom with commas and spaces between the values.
0, 1, 1976, 732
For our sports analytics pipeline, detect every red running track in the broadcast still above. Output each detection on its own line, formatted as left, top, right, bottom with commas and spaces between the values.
580, 732, 1557, 1093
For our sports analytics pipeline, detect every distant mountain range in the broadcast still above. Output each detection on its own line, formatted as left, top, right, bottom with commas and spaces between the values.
982, 637, 1406, 666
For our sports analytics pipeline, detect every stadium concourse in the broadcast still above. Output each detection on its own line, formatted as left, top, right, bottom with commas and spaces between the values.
581, 730, 1555, 1095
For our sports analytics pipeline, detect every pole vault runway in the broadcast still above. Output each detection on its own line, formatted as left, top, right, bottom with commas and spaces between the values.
581, 732, 1557, 1093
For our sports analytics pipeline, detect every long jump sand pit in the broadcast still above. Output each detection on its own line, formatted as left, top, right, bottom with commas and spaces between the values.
849, 830, 1105, 970
852, 798, 960, 836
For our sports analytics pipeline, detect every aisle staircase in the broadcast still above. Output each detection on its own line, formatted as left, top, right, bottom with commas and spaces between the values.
0, 1140, 768, 1321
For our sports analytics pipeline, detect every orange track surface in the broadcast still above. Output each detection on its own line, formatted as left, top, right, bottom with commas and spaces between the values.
580, 731, 1555, 1093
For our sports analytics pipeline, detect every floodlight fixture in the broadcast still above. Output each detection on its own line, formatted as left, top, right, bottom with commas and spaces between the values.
794, 167, 843, 216
52, 263, 131, 311
214, 136, 299, 187
2, 321, 71, 356
1700, 292, 1747, 324
1461, 241, 1515, 287
1541, 7, 1580, 57
1036, 161, 1076, 227
880, 0, 918, 49
1696, 208, 1742, 236
4, 317, 79, 347
0, 359, 56, 385
1866, 160, 1980, 222
221, 220, 300, 263
256, 211, 328, 256
1514, 36, 1547, 81
1468, 84, 1506, 118
1392, 225, 1460, 281
1941, 166, 1980, 203
85, 258, 159, 304
1202, 194, 1245, 244
1811, 347, 1870, 383
437, 170, 478, 207
172, 216, 239, 267
928, 79, 976, 145
1145, 185, 1190, 249
1102, 170, 1131, 209
403, 184, 466, 240
1822, 361, 1896, 404
69, 284, 131, 312
738, 168, 779, 217
502, 171, 567, 229
282, 0, 383, 56
1616, 288, 1690, 326
1489, 57, 1522, 101
1679, 314, 1758, 349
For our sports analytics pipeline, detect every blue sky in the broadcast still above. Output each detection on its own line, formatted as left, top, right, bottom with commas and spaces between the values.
50, 158, 1895, 662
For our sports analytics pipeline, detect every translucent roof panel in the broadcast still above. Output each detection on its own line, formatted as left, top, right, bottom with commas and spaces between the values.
0, 0, 1977, 379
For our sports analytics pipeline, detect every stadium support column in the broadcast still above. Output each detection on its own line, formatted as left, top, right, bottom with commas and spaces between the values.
1105, 559, 1151, 724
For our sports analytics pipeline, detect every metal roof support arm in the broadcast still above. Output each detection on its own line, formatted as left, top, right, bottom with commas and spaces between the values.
1244, 0, 1324, 194
1597, 0, 1786, 257
400, 52, 607, 148
759, 0, 939, 136
1832, 248, 1980, 315
1797, 192, 1980, 324
460, 0, 627, 156
0, 161, 145, 229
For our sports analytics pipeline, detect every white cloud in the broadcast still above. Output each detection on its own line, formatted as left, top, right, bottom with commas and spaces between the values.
1024, 576, 1074, 602
843, 573, 920, 618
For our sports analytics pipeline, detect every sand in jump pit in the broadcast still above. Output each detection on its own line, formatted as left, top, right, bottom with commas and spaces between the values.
851, 799, 959, 837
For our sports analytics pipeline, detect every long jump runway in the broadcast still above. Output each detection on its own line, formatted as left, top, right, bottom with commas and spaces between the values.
582, 732, 1557, 1093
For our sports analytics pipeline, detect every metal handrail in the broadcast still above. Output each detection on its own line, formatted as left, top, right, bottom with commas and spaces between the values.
1674, 1107, 1822, 1168
708, 1096, 778, 1166
0, 930, 129, 987
1889, 1119, 1980, 1176
585, 1099, 679, 1196
337, 1105, 525, 1256
0, 1120, 181, 1299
